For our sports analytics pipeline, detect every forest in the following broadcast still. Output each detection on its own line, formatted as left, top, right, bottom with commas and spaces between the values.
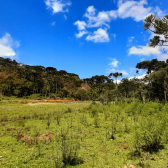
0, 56, 168, 103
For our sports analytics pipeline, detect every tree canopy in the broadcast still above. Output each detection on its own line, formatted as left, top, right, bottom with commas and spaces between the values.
144, 14, 168, 54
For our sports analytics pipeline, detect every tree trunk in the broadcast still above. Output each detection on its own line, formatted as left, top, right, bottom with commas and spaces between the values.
164, 91, 167, 102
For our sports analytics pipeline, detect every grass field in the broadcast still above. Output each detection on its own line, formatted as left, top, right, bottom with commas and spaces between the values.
1, 100, 168, 168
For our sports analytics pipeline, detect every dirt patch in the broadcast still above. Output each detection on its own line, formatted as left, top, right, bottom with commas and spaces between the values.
28, 102, 58, 106
44, 98, 75, 102
124, 165, 136, 168
37, 133, 55, 143
16, 133, 55, 146
7, 128, 16, 131
16, 134, 30, 140
27, 99, 78, 106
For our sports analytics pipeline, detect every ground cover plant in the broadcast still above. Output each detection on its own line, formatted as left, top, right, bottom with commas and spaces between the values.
1, 101, 168, 167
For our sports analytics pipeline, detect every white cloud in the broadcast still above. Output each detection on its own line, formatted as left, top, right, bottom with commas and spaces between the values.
86, 6, 96, 16
107, 68, 129, 76
109, 58, 120, 67
74, 0, 165, 42
84, 7, 112, 28
0, 33, 20, 57
45, 0, 71, 14
156, 54, 168, 61
114, 79, 121, 84
74, 21, 87, 30
75, 31, 88, 38
130, 68, 135, 73
129, 46, 161, 56
117, 0, 152, 21
129, 45, 168, 61
51, 21, 56, 26
118, 70, 129, 76
155, 6, 165, 17
147, 32, 168, 61
127, 36, 135, 46
86, 28, 110, 43
129, 73, 147, 80
111, 33, 116, 38
140, 58, 145, 61
107, 10, 118, 19
106, 57, 129, 76
64, 15, 67, 20
149, 32, 165, 41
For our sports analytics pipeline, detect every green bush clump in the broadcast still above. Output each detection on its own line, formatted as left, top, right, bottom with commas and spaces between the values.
134, 116, 166, 153
27, 94, 44, 100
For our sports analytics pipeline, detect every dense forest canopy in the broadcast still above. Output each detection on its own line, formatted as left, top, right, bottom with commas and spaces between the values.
0, 57, 168, 102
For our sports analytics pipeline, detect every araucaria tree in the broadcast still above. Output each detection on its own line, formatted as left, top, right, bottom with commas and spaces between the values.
144, 14, 168, 54
108, 72, 122, 86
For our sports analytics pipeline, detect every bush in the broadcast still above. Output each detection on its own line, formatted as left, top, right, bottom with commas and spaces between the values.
27, 94, 43, 100
134, 116, 165, 152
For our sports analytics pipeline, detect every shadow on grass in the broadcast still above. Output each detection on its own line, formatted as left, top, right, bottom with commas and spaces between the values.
63, 157, 84, 167
141, 144, 164, 153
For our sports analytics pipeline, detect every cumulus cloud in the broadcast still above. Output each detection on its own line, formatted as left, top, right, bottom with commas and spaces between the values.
74, 21, 87, 30
84, 6, 112, 28
106, 57, 129, 77
109, 58, 120, 67
156, 54, 168, 61
129, 45, 168, 61
117, 0, 152, 21
0, 33, 20, 57
107, 68, 129, 76
45, 0, 71, 14
74, 0, 164, 42
86, 6, 96, 16
129, 73, 147, 80
75, 31, 88, 38
86, 28, 110, 43
129, 46, 161, 56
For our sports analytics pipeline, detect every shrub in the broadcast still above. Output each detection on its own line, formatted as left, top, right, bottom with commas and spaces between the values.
134, 116, 165, 152
27, 94, 43, 100
61, 136, 82, 166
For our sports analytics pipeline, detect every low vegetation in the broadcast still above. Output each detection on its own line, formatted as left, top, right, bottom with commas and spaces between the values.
1, 101, 168, 167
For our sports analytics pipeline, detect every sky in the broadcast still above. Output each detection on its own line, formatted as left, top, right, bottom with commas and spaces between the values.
0, 0, 168, 80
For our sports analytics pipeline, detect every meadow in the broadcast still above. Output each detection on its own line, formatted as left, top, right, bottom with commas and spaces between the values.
1, 100, 168, 168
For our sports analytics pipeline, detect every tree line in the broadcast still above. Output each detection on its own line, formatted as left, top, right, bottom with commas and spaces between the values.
0, 57, 168, 102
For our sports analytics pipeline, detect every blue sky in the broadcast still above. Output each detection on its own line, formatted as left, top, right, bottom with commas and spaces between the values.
0, 0, 167, 80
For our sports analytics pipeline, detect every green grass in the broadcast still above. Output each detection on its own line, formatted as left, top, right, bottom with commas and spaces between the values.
1, 101, 168, 167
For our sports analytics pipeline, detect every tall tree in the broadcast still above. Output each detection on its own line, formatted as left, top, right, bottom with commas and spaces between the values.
144, 14, 168, 54
108, 72, 122, 86
136, 59, 168, 74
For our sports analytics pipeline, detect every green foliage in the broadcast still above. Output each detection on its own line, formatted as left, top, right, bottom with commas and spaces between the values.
1, 101, 168, 167
135, 116, 165, 152
144, 14, 168, 47
1, 56, 168, 102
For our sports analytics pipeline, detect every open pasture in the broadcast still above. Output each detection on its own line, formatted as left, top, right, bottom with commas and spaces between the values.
1, 101, 168, 168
